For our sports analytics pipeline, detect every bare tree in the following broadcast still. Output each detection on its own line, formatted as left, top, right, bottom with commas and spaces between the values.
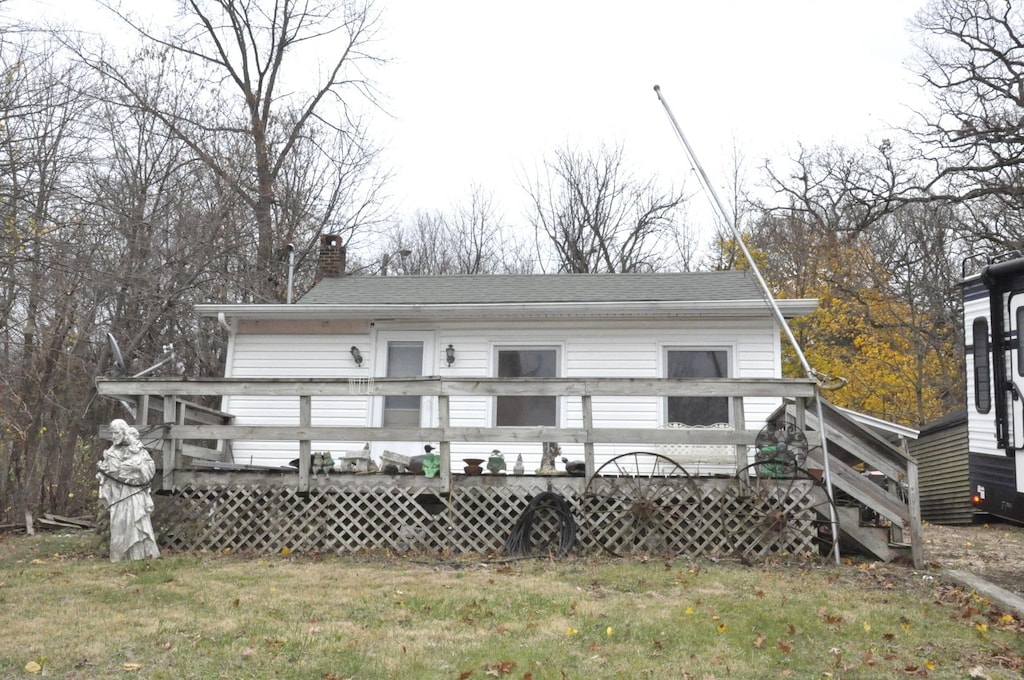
522, 143, 687, 273
909, 0, 1024, 208
81, 0, 388, 300
373, 186, 534, 275
0, 39, 99, 523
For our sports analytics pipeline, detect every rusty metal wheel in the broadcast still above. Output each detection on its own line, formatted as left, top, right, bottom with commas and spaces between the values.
726, 458, 837, 562
582, 451, 701, 557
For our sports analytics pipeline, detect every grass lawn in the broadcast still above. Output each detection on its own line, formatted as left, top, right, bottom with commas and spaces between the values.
0, 531, 1021, 679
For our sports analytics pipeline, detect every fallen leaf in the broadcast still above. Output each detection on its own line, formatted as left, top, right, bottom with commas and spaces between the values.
863, 621, 871, 633
777, 639, 793, 653
279, 546, 291, 556
684, 606, 695, 615
457, 671, 473, 680
753, 633, 766, 649
716, 623, 727, 633
484, 660, 515, 676
968, 665, 992, 679
123, 663, 143, 671
605, 626, 613, 637
924, 659, 936, 671
24, 661, 41, 673
566, 627, 578, 636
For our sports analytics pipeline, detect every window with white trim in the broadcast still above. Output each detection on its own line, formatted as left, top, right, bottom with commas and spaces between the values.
666, 349, 730, 426
496, 348, 558, 426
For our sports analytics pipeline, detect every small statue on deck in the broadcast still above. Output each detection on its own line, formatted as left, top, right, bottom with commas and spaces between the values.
97, 419, 160, 562
537, 441, 561, 475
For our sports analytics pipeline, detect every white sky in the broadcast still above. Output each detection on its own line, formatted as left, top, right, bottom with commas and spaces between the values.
372, 0, 928, 221
11, 0, 929, 234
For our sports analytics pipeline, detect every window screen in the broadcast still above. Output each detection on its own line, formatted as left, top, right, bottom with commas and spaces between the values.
667, 349, 729, 426
496, 348, 557, 426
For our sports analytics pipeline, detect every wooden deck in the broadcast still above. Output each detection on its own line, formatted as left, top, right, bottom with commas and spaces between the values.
95, 376, 921, 565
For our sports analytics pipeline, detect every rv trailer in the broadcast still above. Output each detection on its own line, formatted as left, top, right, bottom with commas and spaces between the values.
964, 251, 1024, 523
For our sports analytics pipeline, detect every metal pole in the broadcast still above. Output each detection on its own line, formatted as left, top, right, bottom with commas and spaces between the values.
653, 84, 841, 563
286, 243, 295, 304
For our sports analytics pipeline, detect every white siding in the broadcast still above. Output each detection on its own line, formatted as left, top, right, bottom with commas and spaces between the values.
225, 333, 371, 465
221, 317, 786, 467
963, 292, 1001, 457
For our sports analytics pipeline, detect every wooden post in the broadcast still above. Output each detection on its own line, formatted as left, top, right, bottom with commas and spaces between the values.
438, 394, 451, 492
298, 395, 311, 493
138, 395, 150, 429
903, 439, 924, 569
732, 392, 746, 470
162, 395, 176, 490
582, 395, 595, 479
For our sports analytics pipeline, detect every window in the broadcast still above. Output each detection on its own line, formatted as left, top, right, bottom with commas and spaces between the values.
496, 348, 557, 426
1018, 306, 1024, 377
666, 349, 729, 425
382, 341, 423, 426
973, 318, 991, 414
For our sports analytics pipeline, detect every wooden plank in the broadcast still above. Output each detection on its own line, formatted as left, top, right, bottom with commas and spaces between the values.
96, 376, 818, 399
166, 424, 766, 445
146, 398, 233, 422
180, 444, 226, 461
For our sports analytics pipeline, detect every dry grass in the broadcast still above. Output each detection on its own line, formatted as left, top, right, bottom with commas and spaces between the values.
1, 531, 1023, 679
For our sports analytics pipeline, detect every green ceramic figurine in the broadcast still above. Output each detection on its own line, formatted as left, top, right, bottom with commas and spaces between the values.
422, 444, 440, 478
486, 449, 506, 474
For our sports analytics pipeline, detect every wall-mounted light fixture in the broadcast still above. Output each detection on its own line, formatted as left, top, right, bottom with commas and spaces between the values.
350, 346, 363, 367
445, 343, 456, 366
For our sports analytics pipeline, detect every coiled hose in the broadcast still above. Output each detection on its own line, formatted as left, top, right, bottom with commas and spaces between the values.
504, 491, 577, 557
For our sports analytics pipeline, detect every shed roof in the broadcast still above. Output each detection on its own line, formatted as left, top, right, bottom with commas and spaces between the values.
301, 271, 762, 304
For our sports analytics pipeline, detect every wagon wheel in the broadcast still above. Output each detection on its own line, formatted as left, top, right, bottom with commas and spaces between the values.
725, 456, 838, 562
582, 451, 701, 557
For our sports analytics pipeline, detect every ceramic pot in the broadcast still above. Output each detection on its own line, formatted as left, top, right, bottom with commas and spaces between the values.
463, 458, 484, 475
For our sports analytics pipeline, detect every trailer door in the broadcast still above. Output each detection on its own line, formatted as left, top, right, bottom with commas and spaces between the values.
1010, 292, 1024, 451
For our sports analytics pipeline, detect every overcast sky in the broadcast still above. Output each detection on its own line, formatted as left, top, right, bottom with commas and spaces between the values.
372, 0, 928, 220
12, 0, 929, 235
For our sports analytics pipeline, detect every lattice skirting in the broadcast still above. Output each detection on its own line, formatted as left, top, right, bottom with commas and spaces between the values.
149, 477, 830, 558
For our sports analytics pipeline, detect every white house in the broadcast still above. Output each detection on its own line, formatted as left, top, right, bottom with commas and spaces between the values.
195, 239, 817, 471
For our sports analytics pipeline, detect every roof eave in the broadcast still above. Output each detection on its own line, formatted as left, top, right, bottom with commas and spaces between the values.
196, 299, 818, 321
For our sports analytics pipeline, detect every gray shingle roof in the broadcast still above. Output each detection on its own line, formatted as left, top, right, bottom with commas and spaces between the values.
299, 271, 766, 305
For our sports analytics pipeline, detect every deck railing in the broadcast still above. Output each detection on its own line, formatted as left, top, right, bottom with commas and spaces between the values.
96, 376, 820, 490
94, 376, 922, 565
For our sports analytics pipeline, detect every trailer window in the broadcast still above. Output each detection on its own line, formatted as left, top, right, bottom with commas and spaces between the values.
1018, 306, 1024, 376
973, 318, 991, 414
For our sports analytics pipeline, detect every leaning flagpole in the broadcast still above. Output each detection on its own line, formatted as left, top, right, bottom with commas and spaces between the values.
654, 85, 841, 564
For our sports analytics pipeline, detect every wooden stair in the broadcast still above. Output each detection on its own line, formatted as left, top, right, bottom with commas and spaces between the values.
783, 398, 923, 567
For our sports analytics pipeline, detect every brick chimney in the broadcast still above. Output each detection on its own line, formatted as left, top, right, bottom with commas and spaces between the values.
317, 234, 347, 278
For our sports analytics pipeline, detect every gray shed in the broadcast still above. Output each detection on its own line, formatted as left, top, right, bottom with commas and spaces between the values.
910, 410, 973, 525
